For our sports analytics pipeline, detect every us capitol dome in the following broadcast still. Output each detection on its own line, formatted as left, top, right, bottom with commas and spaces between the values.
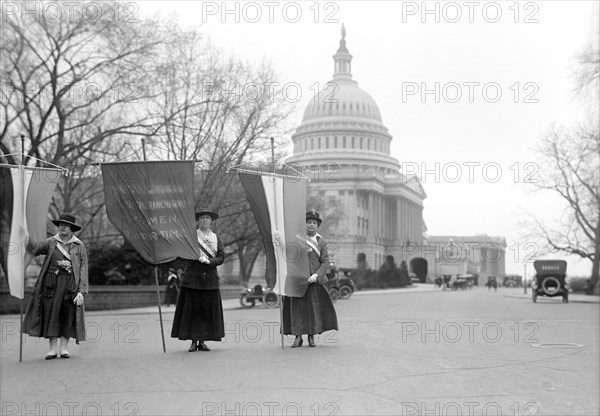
286, 25, 429, 274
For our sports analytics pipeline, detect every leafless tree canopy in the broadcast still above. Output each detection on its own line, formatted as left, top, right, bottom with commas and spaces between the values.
529, 33, 600, 286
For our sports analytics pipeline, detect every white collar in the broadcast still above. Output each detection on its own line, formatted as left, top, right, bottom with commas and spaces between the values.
52, 234, 81, 245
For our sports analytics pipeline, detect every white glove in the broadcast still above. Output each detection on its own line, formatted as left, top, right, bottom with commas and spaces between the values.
199, 255, 210, 264
308, 274, 318, 283
73, 292, 84, 306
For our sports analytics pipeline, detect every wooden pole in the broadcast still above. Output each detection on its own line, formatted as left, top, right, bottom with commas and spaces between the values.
155, 266, 167, 353
19, 135, 25, 363
271, 137, 284, 350
140, 138, 166, 353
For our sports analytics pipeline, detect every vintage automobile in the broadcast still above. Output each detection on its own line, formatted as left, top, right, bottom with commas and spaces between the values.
326, 267, 356, 301
239, 284, 280, 308
453, 274, 475, 290
531, 260, 568, 303
503, 274, 523, 288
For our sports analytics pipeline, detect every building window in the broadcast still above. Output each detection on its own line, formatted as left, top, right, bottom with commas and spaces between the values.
318, 137, 322, 148
311, 138, 314, 150
334, 136, 338, 148
352, 137, 355, 148
326, 137, 329, 148
343, 137, 346, 148
359, 137, 363, 149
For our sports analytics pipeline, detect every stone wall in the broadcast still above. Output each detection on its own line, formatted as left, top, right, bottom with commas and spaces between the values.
0, 285, 243, 314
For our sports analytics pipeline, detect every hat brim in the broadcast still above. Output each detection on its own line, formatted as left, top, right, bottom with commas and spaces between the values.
306, 217, 322, 226
52, 220, 82, 232
195, 210, 219, 221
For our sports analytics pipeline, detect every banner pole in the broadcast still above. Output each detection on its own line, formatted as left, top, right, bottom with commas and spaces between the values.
154, 266, 167, 353
271, 137, 284, 351
19, 135, 25, 363
140, 139, 166, 353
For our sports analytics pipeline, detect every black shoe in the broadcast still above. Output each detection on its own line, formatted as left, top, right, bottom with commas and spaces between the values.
45, 353, 57, 360
308, 335, 316, 347
60, 352, 70, 359
188, 341, 198, 352
198, 341, 210, 351
291, 336, 303, 348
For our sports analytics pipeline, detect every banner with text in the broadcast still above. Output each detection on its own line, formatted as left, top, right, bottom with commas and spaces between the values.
101, 161, 200, 265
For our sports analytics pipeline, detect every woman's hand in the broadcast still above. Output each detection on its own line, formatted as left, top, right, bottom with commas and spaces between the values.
73, 292, 84, 306
199, 255, 210, 264
308, 274, 318, 283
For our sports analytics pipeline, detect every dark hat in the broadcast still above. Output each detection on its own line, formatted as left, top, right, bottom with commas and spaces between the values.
306, 211, 322, 226
52, 213, 82, 232
195, 208, 219, 221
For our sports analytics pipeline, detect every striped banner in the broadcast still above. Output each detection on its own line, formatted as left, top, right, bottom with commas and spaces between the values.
0, 165, 61, 299
239, 172, 309, 297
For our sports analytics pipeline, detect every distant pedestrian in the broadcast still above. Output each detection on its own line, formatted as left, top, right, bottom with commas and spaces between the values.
23, 213, 88, 359
163, 268, 179, 307
283, 211, 338, 348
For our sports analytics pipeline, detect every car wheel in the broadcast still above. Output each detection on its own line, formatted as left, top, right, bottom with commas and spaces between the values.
541, 276, 561, 296
263, 292, 280, 308
339, 285, 352, 299
329, 288, 340, 302
240, 294, 255, 308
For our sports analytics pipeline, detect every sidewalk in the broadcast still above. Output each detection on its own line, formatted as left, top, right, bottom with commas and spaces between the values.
503, 290, 600, 303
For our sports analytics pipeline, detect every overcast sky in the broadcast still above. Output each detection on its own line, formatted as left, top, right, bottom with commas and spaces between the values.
139, 1, 597, 276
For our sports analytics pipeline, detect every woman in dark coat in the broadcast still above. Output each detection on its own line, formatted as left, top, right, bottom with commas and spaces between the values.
283, 211, 338, 348
171, 209, 225, 352
23, 213, 88, 359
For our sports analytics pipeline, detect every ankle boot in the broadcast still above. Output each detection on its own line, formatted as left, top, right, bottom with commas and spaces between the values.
60, 337, 70, 358
308, 335, 316, 347
291, 336, 303, 348
46, 338, 58, 359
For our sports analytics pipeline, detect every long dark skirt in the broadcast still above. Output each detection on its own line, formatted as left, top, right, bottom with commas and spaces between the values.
38, 272, 77, 339
171, 287, 225, 341
282, 283, 338, 335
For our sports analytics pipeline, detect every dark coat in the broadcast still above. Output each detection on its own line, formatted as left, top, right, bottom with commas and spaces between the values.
180, 234, 225, 290
23, 236, 88, 342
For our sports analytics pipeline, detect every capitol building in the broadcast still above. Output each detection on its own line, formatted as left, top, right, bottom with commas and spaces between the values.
224, 27, 506, 285
286, 27, 428, 276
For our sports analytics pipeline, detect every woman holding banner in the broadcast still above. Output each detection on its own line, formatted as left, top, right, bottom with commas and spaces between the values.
23, 213, 88, 359
171, 209, 225, 352
283, 211, 338, 348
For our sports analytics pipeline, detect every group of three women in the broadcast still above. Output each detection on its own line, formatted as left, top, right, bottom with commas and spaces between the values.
23, 210, 338, 358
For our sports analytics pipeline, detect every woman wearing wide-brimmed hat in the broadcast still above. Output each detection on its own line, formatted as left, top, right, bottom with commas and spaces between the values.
171, 208, 225, 352
23, 213, 88, 359
282, 211, 338, 347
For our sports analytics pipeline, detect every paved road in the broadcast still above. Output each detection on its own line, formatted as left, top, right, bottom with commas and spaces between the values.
1, 286, 598, 415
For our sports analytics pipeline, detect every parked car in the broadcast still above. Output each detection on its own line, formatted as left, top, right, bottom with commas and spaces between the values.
326, 267, 356, 301
531, 260, 568, 303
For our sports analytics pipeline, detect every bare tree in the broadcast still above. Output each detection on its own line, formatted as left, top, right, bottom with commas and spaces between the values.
143, 29, 295, 281
528, 28, 600, 287
0, 2, 170, 234
530, 124, 600, 286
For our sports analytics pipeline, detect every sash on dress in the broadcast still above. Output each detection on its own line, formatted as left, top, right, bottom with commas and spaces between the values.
306, 235, 321, 257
